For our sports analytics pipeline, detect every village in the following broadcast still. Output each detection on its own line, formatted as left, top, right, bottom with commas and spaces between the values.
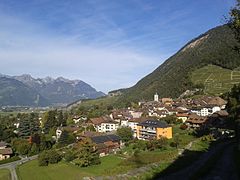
68, 93, 229, 156
0, 91, 235, 180
0, 93, 230, 160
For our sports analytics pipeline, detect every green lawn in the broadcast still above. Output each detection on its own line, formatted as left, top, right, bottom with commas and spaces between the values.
0, 169, 11, 180
172, 124, 196, 148
191, 65, 240, 95
17, 126, 203, 180
190, 139, 210, 152
17, 155, 125, 180
80, 155, 125, 175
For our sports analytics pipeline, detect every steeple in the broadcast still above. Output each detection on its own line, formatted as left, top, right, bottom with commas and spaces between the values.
154, 92, 159, 102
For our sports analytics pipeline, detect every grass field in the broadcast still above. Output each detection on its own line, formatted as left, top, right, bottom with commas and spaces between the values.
17, 125, 203, 180
80, 96, 118, 106
17, 155, 125, 180
191, 65, 240, 95
0, 169, 11, 180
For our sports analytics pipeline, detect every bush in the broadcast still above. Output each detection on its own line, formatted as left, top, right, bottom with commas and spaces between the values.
73, 138, 100, 167
117, 127, 133, 142
38, 149, 62, 166
200, 135, 214, 141
48, 150, 62, 164
12, 139, 31, 155
170, 142, 178, 148
38, 151, 49, 166
58, 130, 75, 147
180, 124, 188, 130
147, 138, 168, 151
64, 150, 76, 162
29, 143, 40, 155
132, 140, 148, 151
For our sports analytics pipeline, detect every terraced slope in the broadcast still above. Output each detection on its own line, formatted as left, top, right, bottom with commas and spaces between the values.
191, 65, 240, 95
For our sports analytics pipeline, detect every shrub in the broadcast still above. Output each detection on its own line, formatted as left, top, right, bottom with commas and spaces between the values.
38, 149, 62, 166
48, 150, 62, 164
64, 150, 76, 162
180, 124, 188, 130
132, 140, 147, 151
38, 151, 49, 166
117, 127, 133, 142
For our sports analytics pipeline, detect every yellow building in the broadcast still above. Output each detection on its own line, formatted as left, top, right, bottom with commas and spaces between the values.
137, 120, 172, 140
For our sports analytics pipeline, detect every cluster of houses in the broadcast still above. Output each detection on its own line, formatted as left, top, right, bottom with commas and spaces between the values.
84, 93, 228, 136
51, 93, 229, 157
0, 93, 229, 161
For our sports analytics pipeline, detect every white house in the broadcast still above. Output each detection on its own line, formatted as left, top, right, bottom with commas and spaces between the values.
190, 105, 221, 117
88, 117, 119, 133
129, 111, 143, 118
191, 107, 210, 116
96, 121, 119, 133
56, 128, 63, 141
120, 119, 129, 127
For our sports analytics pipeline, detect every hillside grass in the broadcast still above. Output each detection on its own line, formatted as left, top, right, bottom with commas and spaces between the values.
17, 125, 208, 179
17, 155, 126, 180
79, 96, 118, 107
72, 96, 120, 117
0, 169, 11, 180
191, 65, 240, 95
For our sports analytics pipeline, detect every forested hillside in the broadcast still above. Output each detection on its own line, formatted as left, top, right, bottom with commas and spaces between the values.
118, 25, 240, 103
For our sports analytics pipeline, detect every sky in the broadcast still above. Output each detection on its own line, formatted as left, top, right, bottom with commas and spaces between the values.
0, 0, 236, 93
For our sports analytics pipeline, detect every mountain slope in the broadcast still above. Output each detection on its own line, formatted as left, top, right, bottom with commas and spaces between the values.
119, 25, 240, 102
0, 75, 105, 106
0, 77, 49, 106
36, 77, 105, 105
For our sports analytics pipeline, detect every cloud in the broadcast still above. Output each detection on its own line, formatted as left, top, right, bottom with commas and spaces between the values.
0, 0, 235, 93
0, 13, 161, 93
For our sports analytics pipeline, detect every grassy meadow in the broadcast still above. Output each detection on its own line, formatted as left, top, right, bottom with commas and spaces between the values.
17, 155, 125, 180
0, 169, 11, 180
17, 125, 211, 180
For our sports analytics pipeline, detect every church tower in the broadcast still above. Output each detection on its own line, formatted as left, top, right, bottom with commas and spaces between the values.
154, 92, 159, 102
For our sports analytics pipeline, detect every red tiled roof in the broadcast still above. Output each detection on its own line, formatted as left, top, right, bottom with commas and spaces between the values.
186, 114, 208, 124
89, 116, 118, 125
176, 113, 189, 117
128, 117, 147, 123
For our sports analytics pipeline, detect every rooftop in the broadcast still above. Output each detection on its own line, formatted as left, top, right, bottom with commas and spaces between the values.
91, 134, 121, 144
0, 148, 13, 155
138, 120, 170, 128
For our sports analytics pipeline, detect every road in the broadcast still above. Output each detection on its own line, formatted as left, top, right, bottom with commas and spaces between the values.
0, 155, 38, 180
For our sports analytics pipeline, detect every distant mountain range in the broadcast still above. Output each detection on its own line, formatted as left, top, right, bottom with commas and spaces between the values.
115, 25, 240, 103
0, 74, 105, 107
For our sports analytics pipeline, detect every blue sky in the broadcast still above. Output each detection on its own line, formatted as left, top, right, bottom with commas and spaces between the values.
0, 0, 236, 93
